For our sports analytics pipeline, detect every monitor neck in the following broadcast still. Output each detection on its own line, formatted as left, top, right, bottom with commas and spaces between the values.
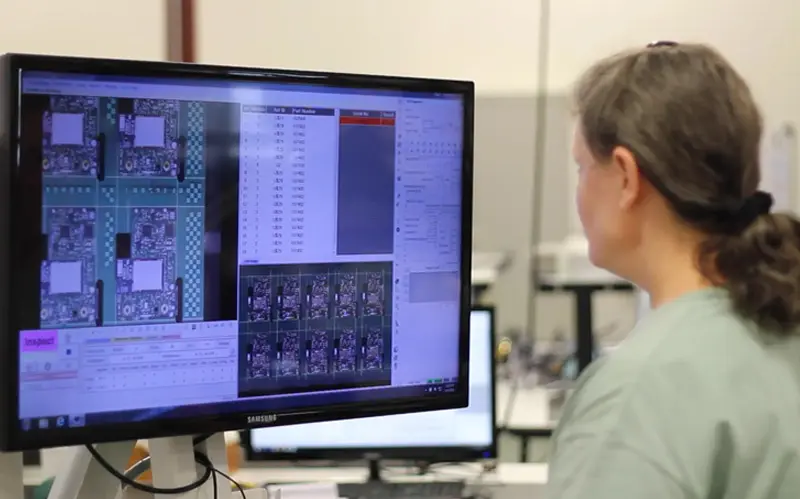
366, 456, 383, 482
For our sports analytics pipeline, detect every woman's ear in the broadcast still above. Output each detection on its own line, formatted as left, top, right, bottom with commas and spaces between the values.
610, 145, 641, 211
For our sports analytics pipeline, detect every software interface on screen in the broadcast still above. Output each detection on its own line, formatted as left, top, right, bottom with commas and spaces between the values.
16, 71, 465, 433
250, 309, 493, 452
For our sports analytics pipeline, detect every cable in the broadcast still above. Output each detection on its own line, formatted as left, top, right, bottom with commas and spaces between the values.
121, 434, 213, 483
192, 451, 245, 499
85, 443, 212, 495
198, 452, 219, 499
212, 466, 248, 499
89, 433, 248, 497
500, 0, 553, 431
194, 450, 248, 499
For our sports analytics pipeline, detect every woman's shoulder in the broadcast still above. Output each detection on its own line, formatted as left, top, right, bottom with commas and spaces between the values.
554, 311, 800, 495
566, 287, 800, 415
567, 299, 800, 436
621, 287, 766, 368
557, 338, 727, 450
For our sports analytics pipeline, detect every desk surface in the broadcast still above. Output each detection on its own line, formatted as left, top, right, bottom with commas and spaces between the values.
234, 462, 548, 486
495, 383, 558, 432
23, 462, 547, 488
472, 251, 511, 286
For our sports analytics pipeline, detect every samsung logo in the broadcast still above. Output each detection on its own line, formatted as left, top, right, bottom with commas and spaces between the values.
247, 414, 277, 425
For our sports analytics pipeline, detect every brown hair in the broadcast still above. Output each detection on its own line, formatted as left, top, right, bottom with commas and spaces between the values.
574, 42, 800, 335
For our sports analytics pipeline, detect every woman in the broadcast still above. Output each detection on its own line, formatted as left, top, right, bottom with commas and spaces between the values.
547, 42, 800, 498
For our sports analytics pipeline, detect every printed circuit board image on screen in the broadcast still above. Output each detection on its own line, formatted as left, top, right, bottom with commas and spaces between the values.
361, 271, 386, 316
40, 208, 97, 327
306, 330, 331, 375
305, 273, 330, 319
334, 273, 357, 318
42, 96, 99, 176
275, 275, 301, 321
116, 208, 177, 322
276, 332, 301, 377
334, 328, 357, 373
119, 99, 179, 177
363, 327, 385, 371
247, 277, 272, 322
246, 332, 273, 379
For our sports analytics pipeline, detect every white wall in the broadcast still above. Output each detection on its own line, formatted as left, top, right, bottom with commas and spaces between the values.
0, 0, 165, 60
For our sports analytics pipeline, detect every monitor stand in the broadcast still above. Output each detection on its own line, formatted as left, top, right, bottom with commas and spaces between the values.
46, 433, 266, 499
366, 456, 383, 482
363, 456, 433, 482
0, 451, 24, 499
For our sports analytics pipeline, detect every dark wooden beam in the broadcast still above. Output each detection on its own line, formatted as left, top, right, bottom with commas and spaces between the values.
165, 0, 196, 62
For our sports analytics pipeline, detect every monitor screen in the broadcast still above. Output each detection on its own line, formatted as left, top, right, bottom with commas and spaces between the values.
248, 308, 495, 458
0, 55, 473, 450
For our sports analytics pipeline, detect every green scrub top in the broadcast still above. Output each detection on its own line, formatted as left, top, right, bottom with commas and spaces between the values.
547, 287, 800, 498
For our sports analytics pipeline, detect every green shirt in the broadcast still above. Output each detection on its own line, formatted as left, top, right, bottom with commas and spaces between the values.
547, 287, 800, 498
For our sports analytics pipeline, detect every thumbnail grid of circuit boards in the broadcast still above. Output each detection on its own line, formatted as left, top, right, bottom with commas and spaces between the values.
240, 262, 393, 381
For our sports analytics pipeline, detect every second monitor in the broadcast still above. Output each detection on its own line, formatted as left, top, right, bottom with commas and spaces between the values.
245, 307, 497, 463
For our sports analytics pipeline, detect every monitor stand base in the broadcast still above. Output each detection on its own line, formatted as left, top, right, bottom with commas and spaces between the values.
47, 433, 266, 499
0, 452, 23, 499
366, 457, 383, 482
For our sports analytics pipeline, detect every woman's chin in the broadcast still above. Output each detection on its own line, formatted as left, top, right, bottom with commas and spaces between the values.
586, 245, 604, 269
588, 248, 617, 275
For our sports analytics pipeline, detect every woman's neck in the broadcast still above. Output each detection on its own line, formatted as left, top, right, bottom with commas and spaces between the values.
636, 238, 713, 309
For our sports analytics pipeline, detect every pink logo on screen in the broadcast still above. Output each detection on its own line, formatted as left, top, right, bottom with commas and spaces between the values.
20, 330, 58, 352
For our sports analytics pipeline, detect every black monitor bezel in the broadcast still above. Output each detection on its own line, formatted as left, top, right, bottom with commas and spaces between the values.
242, 306, 497, 463
0, 53, 475, 451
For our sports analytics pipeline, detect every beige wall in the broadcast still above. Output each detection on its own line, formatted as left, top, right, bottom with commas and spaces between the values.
196, 0, 542, 94
548, 0, 800, 122
0, 0, 164, 60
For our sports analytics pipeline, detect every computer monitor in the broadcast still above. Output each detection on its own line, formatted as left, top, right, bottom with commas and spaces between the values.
245, 307, 496, 464
0, 54, 474, 451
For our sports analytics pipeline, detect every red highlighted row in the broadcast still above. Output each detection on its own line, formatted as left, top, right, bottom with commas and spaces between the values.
339, 117, 396, 126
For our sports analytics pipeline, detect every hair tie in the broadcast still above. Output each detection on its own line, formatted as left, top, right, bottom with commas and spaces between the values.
646, 40, 679, 48
733, 191, 773, 231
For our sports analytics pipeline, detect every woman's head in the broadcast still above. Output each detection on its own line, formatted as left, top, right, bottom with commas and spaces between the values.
573, 42, 800, 334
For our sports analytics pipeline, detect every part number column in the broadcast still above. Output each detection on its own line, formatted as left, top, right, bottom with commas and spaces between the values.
267, 106, 290, 255
290, 112, 307, 254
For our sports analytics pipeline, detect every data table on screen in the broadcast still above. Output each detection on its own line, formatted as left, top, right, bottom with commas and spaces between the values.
239, 106, 338, 262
